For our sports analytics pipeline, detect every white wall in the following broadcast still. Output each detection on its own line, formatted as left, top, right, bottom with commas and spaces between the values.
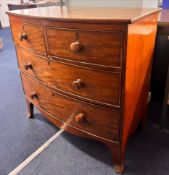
67, 0, 158, 8
142, 0, 158, 8
0, 0, 20, 28
66, 0, 143, 7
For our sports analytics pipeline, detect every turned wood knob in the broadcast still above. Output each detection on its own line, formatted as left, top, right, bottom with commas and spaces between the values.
75, 113, 85, 123
30, 92, 38, 99
70, 42, 82, 52
20, 33, 28, 41
72, 79, 85, 90
24, 62, 32, 70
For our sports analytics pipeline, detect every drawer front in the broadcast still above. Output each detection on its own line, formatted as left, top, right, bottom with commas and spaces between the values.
21, 73, 120, 141
10, 20, 46, 53
17, 47, 121, 107
47, 28, 123, 68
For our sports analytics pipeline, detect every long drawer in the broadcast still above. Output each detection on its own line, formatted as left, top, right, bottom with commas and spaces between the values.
47, 27, 123, 68
10, 20, 46, 54
21, 73, 120, 141
17, 47, 121, 107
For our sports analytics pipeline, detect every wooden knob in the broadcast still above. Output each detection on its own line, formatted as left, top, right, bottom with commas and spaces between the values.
20, 33, 28, 41
70, 42, 82, 52
72, 79, 85, 90
30, 92, 38, 99
24, 62, 32, 70
75, 113, 85, 123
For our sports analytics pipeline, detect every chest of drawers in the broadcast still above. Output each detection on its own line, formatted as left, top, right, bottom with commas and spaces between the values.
7, 7, 160, 173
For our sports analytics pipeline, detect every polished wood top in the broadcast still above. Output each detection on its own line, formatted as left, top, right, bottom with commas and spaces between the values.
158, 9, 169, 26
7, 6, 160, 24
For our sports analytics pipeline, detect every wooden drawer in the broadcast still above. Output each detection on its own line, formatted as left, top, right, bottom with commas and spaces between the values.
10, 20, 46, 53
17, 47, 121, 107
47, 28, 123, 68
21, 73, 120, 141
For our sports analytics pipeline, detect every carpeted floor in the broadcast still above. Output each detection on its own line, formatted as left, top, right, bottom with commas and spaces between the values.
0, 27, 169, 175
0, 28, 58, 175
18, 125, 169, 175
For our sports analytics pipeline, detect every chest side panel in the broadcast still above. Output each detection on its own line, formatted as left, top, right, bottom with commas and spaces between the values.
122, 12, 160, 149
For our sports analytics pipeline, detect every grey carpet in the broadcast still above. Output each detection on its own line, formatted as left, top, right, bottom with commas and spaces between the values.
18, 122, 169, 175
0, 28, 58, 175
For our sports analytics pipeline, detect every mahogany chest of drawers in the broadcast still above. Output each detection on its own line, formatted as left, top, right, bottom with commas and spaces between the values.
7, 7, 160, 173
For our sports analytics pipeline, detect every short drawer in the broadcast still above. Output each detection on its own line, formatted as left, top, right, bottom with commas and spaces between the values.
10, 20, 46, 53
21, 73, 120, 141
17, 47, 121, 107
47, 28, 123, 68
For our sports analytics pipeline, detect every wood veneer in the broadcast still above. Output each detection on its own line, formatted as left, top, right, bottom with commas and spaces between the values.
16, 46, 121, 107
7, 7, 160, 174
10, 21, 46, 54
21, 73, 120, 141
47, 28, 123, 68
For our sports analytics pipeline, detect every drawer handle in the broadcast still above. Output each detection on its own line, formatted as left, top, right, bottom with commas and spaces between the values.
24, 62, 32, 70
30, 92, 38, 99
70, 42, 82, 52
75, 113, 85, 123
72, 79, 85, 90
20, 33, 28, 41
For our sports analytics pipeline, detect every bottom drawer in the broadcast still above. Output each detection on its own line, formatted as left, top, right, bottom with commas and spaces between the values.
21, 73, 120, 141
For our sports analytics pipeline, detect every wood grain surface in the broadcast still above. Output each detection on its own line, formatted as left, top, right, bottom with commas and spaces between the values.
7, 6, 160, 24
7, 7, 160, 174
10, 20, 46, 54
47, 28, 123, 68
21, 73, 120, 141
17, 47, 121, 107
121, 13, 159, 165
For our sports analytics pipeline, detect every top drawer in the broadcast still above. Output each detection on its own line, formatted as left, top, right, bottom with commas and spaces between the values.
47, 28, 123, 68
10, 20, 46, 54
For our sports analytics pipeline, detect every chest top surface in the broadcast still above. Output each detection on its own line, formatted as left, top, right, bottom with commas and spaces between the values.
7, 6, 160, 24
